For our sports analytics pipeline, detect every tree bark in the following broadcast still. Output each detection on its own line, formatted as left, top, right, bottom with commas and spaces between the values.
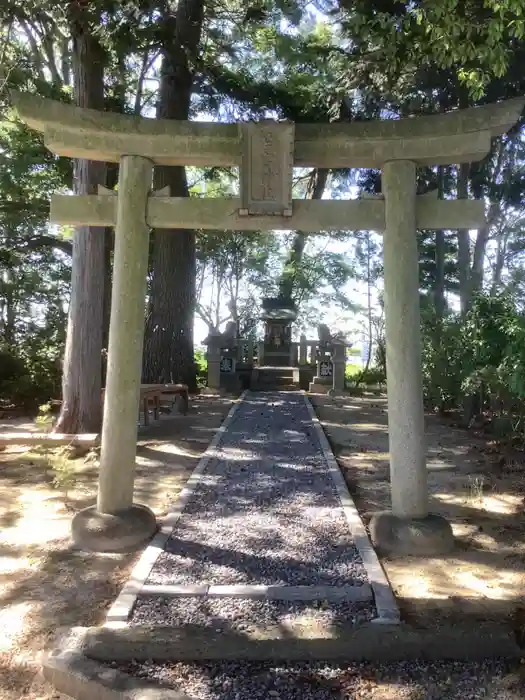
457, 162, 471, 315
55, 2, 106, 433
491, 226, 508, 294
142, 0, 204, 390
434, 168, 446, 319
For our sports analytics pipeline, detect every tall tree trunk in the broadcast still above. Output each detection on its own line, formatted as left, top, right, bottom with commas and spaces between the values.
434, 168, 446, 319
364, 231, 373, 373
491, 228, 508, 294
55, 2, 106, 432
142, 0, 204, 390
279, 168, 328, 300
457, 162, 471, 315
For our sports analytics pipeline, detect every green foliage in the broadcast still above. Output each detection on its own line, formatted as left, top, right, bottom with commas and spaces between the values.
50, 447, 77, 502
194, 348, 208, 389
345, 363, 361, 378
349, 366, 387, 389
422, 294, 525, 430
35, 401, 54, 432
337, 0, 525, 98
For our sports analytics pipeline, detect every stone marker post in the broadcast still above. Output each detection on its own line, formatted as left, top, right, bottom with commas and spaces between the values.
206, 339, 221, 392
71, 155, 157, 552
247, 339, 254, 365
369, 161, 453, 556
257, 340, 265, 366
299, 334, 307, 365
331, 341, 346, 394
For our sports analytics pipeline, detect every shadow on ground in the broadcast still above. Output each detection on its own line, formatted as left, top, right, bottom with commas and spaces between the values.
311, 393, 525, 626
0, 395, 233, 700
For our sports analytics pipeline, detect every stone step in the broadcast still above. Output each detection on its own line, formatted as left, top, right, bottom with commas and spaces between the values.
62, 621, 522, 664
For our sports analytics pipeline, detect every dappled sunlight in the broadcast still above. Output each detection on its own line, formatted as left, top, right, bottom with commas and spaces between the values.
1, 491, 70, 548
0, 395, 232, 677
219, 446, 254, 461
433, 490, 522, 515
142, 442, 197, 459
313, 394, 525, 619
323, 419, 388, 432
0, 603, 32, 652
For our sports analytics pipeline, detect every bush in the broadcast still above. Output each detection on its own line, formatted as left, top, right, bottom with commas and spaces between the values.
348, 366, 386, 389
0, 348, 39, 410
194, 348, 207, 388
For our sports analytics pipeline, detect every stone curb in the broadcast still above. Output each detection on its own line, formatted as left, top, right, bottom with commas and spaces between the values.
105, 391, 248, 626
42, 627, 192, 700
138, 582, 373, 602
78, 622, 523, 663
41, 623, 524, 700
302, 392, 400, 623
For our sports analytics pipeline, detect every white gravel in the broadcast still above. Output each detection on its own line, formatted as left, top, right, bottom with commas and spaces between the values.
146, 392, 368, 588
110, 659, 523, 699
130, 596, 375, 629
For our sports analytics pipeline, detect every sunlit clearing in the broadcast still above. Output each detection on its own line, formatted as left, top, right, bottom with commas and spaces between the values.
145, 443, 197, 458
0, 555, 31, 575
0, 602, 32, 651
2, 491, 69, 546
434, 491, 521, 515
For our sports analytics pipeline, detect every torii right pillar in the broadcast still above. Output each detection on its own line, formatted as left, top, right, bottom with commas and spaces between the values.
369, 159, 454, 556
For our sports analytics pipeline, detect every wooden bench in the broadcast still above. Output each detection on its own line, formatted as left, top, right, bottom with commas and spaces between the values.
140, 383, 189, 416
50, 383, 188, 432
101, 386, 162, 427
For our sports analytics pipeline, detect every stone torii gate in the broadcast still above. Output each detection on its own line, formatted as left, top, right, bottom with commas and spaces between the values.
11, 91, 524, 555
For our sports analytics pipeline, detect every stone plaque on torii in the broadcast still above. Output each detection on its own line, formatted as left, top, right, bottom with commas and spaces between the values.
10, 90, 524, 555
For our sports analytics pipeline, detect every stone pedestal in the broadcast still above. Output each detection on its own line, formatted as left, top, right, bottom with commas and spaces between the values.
72, 155, 156, 553
309, 350, 333, 393
369, 160, 453, 556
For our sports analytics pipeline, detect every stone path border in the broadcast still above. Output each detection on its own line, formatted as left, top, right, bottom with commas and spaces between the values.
105, 391, 248, 627
302, 392, 400, 623
138, 583, 373, 602
43, 628, 189, 700
41, 622, 523, 700
105, 390, 399, 627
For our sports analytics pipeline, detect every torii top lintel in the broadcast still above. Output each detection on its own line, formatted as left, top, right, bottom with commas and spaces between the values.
10, 91, 525, 170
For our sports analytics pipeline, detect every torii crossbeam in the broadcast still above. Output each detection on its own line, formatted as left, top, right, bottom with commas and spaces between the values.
10, 90, 524, 555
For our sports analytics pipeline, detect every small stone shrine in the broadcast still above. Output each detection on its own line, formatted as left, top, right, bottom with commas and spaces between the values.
261, 297, 297, 366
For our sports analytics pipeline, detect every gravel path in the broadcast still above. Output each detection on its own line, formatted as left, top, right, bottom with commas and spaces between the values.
145, 392, 368, 588
111, 659, 523, 699
130, 596, 375, 629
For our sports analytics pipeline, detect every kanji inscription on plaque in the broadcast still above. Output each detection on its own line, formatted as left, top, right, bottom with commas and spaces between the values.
239, 120, 294, 217
319, 360, 333, 378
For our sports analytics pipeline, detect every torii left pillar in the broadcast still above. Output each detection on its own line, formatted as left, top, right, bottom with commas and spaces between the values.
72, 155, 157, 552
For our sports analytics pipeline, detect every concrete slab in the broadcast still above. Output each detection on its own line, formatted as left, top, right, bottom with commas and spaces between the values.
138, 583, 373, 602
79, 622, 523, 662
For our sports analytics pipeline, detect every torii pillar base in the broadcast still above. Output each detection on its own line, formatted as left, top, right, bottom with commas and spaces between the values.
369, 512, 454, 557
72, 504, 157, 553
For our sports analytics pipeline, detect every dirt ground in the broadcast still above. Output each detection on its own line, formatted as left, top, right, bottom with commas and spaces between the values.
0, 395, 233, 700
3, 391, 525, 700
311, 393, 525, 627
